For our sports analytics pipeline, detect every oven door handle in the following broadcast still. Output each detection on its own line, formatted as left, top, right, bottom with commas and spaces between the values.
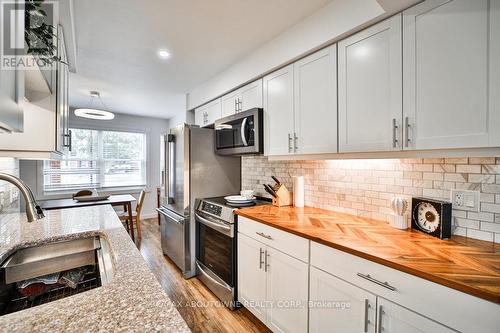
196, 261, 232, 291
195, 213, 232, 234
240, 117, 248, 146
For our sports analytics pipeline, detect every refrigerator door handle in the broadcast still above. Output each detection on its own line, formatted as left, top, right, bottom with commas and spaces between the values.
167, 134, 175, 204
157, 207, 184, 224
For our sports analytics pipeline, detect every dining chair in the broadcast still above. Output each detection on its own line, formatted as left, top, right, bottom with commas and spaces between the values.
119, 190, 146, 240
72, 190, 93, 199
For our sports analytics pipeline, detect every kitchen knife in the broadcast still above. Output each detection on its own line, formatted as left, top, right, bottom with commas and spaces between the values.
263, 184, 277, 198
271, 176, 281, 185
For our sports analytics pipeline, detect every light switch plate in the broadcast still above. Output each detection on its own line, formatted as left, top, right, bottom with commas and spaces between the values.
451, 189, 480, 212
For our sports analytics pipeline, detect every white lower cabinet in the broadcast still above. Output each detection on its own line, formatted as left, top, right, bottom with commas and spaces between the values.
309, 266, 453, 333
309, 267, 377, 333
237, 231, 308, 333
238, 233, 267, 322
377, 298, 454, 333
265, 246, 308, 333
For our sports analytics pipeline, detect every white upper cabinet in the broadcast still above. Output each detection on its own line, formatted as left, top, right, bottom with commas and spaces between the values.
309, 266, 377, 333
221, 79, 263, 118
0, 0, 24, 133
338, 15, 402, 153
240, 79, 263, 111
221, 90, 240, 118
263, 64, 294, 156
194, 98, 222, 127
294, 45, 337, 154
403, 0, 500, 149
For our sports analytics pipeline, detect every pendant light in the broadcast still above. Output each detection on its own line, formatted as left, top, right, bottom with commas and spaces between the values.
74, 91, 115, 120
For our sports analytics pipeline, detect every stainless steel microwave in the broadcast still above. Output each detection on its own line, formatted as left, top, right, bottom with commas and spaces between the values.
214, 108, 263, 155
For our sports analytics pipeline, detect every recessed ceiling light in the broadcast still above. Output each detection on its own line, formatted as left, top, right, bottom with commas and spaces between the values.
158, 49, 171, 59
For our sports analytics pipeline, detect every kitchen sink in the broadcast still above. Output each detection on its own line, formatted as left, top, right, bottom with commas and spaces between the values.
0, 236, 114, 316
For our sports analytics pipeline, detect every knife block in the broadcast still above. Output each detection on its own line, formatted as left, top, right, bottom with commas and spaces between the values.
272, 184, 293, 207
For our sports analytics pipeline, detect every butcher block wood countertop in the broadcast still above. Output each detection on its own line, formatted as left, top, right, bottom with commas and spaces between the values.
236, 205, 500, 304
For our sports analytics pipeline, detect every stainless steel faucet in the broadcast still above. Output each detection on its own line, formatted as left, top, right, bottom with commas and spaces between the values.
0, 173, 44, 222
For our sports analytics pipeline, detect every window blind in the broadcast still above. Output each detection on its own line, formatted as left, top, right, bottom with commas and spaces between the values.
43, 128, 146, 192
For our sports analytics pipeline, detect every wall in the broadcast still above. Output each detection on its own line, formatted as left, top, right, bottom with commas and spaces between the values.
20, 111, 170, 218
0, 158, 20, 215
187, 0, 420, 109
242, 156, 500, 243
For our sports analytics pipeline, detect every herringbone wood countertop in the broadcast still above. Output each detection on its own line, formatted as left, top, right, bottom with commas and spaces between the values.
236, 205, 500, 304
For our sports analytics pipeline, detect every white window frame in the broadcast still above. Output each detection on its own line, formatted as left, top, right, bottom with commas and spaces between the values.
41, 128, 148, 196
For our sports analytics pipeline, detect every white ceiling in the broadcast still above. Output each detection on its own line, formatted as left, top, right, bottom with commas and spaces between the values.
69, 0, 333, 119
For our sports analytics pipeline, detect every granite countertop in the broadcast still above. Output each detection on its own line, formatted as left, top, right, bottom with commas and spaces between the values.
236, 205, 500, 304
0, 205, 190, 332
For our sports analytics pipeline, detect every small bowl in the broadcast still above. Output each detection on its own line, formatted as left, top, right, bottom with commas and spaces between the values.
240, 190, 254, 199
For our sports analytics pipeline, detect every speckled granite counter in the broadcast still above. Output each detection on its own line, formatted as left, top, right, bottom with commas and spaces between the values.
0, 205, 190, 332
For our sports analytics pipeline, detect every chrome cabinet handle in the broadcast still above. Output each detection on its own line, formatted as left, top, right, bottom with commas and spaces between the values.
405, 116, 411, 148
288, 133, 293, 153
62, 130, 72, 151
364, 299, 370, 332
264, 250, 270, 272
293, 132, 298, 152
392, 118, 399, 148
357, 273, 396, 291
378, 305, 385, 332
256, 231, 273, 240
68, 130, 72, 151
259, 248, 264, 269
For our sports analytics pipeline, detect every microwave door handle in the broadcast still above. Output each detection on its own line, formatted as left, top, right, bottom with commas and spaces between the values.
240, 117, 248, 146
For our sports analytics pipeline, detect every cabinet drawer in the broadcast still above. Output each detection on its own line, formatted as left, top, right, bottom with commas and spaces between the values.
310, 241, 500, 333
238, 216, 309, 262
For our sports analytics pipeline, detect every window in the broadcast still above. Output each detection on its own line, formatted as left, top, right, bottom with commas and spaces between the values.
43, 129, 146, 192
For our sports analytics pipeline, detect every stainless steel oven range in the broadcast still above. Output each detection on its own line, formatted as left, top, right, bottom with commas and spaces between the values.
195, 196, 270, 309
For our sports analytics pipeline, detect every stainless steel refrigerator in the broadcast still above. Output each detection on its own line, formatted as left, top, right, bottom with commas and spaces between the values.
158, 124, 241, 278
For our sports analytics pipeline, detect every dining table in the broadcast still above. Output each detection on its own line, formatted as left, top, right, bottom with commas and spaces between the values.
40, 194, 137, 240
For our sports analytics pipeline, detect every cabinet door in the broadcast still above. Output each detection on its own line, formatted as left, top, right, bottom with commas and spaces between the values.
294, 45, 337, 154
241, 79, 263, 111
403, 0, 499, 149
338, 15, 402, 153
377, 298, 454, 333
265, 246, 308, 333
309, 267, 376, 333
0, 0, 24, 132
56, 25, 70, 153
237, 233, 267, 323
263, 64, 294, 156
194, 99, 222, 127
221, 90, 239, 118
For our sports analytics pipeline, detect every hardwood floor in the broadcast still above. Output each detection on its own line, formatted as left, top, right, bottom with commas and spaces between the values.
134, 218, 272, 333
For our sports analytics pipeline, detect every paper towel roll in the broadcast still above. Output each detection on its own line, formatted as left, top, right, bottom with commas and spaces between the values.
293, 176, 305, 208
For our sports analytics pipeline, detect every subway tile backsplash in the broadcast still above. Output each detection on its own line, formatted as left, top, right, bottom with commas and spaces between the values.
242, 156, 500, 243
0, 157, 20, 214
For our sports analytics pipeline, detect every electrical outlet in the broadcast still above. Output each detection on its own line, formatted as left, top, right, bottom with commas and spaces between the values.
451, 189, 480, 212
